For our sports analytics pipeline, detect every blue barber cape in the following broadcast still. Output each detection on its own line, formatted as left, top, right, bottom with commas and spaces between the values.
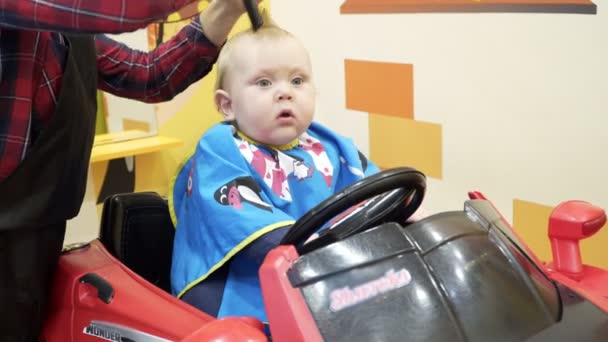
170, 121, 379, 322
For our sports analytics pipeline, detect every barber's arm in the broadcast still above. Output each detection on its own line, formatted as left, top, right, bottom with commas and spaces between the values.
0, 0, 198, 33
96, 0, 255, 102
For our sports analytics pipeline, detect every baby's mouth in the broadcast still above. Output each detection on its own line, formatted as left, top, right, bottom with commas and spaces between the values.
277, 109, 294, 119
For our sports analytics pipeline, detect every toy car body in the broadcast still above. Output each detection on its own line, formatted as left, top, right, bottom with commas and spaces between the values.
41, 170, 608, 342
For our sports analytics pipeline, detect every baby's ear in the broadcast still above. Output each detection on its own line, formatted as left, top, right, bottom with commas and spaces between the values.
214, 89, 234, 120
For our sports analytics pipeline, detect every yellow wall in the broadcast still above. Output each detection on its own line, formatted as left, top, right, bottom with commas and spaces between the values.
139, 4, 271, 197
92, 4, 271, 199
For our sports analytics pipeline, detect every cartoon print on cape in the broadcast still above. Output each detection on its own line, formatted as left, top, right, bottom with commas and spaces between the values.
299, 131, 334, 187
214, 176, 273, 212
358, 150, 369, 172
237, 139, 317, 202
339, 150, 370, 178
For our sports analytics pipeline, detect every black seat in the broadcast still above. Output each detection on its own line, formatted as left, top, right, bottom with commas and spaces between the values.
99, 192, 175, 293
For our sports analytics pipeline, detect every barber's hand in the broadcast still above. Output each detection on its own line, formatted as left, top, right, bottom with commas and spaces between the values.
200, 0, 262, 46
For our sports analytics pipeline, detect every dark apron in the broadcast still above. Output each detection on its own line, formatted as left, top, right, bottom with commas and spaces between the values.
0, 34, 97, 230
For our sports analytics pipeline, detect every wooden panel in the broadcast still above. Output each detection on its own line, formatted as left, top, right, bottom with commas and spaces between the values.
93, 130, 148, 146
341, 0, 596, 14
345, 60, 414, 119
369, 114, 442, 179
90, 135, 182, 163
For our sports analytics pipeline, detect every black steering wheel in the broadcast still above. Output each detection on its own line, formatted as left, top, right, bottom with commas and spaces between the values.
280, 167, 426, 254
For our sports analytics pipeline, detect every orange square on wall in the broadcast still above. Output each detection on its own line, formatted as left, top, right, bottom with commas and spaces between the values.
369, 114, 442, 179
340, 0, 596, 14
345, 60, 414, 119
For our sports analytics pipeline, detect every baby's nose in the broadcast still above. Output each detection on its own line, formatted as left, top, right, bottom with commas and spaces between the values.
277, 92, 293, 101
276, 85, 293, 101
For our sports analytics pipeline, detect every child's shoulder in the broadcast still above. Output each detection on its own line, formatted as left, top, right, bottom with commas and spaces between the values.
201, 122, 235, 140
306, 121, 354, 145
193, 122, 239, 156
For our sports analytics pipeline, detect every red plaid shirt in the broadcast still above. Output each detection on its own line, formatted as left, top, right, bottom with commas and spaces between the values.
0, 0, 219, 181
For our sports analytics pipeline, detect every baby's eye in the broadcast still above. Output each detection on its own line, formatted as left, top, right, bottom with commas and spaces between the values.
291, 77, 304, 86
256, 79, 272, 87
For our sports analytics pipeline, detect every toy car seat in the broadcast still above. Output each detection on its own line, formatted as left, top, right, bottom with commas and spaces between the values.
99, 192, 174, 293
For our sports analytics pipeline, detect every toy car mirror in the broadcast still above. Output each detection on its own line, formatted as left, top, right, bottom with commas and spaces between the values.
548, 200, 607, 280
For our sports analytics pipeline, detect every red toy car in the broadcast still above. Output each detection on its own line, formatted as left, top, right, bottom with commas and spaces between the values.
40, 167, 608, 341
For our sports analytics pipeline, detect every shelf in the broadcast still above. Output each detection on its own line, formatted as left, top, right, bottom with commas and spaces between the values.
90, 135, 183, 163
340, 0, 597, 14
93, 129, 149, 146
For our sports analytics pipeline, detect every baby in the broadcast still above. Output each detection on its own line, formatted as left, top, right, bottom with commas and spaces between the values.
170, 16, 382, 324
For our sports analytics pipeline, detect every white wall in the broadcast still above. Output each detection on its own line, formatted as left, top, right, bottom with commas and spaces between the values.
272, 1, 608, 220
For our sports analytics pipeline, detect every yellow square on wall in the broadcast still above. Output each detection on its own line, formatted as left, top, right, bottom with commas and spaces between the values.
369, 114, 442, 179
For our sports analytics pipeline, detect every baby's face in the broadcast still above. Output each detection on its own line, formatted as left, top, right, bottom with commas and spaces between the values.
222, 36, 316, 146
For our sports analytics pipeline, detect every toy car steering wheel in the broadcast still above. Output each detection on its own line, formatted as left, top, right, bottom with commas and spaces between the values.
280, 167, 426, 254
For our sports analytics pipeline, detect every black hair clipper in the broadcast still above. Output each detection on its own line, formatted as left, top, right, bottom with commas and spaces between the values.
243, 0, 263, 31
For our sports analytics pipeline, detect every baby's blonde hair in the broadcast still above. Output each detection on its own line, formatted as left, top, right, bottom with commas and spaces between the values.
214, 10, 294, 91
